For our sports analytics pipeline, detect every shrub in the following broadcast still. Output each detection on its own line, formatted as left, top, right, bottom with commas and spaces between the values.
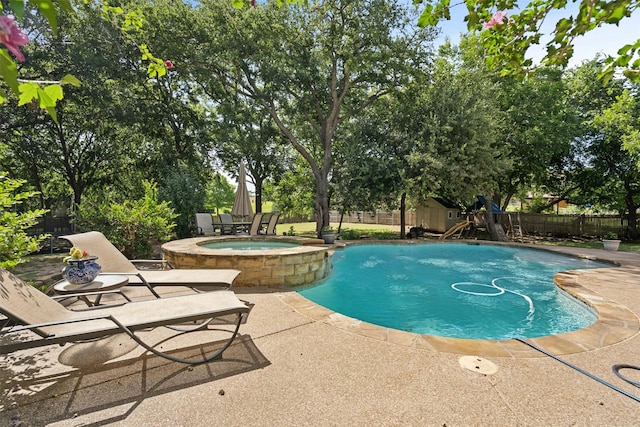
158, 166, 206, 238
0, 174, 48, 269
604, 231, 619, 240
283, 226, 297, 236
338, 228, 399, 240
75, 181, 177, 259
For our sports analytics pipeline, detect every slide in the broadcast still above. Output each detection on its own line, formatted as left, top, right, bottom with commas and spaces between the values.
439, 220, 471, 240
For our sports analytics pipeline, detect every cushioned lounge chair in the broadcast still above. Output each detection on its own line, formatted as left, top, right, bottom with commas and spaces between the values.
61, 231, 240, 298
0, 268, 249, 364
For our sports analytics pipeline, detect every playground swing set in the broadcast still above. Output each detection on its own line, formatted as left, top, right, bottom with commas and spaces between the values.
439, 197, 524, 242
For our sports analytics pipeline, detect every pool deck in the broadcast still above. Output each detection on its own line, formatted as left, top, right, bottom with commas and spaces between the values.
2, 243, 640, 426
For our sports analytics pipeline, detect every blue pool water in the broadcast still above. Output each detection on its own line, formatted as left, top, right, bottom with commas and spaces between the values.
298, 243, 610, 340
202, 241, 299, 250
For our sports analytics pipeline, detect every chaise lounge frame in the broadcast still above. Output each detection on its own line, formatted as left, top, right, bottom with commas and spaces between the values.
0, 269, 250, 365
61, 231, 241, 298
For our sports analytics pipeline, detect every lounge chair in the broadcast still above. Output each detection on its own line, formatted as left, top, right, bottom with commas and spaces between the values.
194, 213, 217, 236
261, 212, 280, 236
0, 268, 249, 364
61, 231, 240, 298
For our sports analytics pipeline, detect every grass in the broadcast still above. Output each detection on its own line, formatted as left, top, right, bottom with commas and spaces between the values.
537, 240, 640, 253
280, 221, 640, 252
280, 222, 402, 239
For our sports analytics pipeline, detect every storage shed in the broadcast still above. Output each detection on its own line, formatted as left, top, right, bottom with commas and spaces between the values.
415, 197, 462, 233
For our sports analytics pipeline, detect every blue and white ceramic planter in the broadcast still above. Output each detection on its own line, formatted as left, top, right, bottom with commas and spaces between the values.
62, 256, 101, 284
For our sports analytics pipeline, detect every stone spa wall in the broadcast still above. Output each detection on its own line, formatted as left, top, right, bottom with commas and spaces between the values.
162, 236, 333, 287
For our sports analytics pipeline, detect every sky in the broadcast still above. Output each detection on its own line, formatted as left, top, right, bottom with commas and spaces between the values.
434, 3, 639, 68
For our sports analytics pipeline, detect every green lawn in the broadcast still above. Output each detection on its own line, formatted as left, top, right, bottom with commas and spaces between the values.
280, 221, 402, 239
537, 240, 640, 253
280, 221, 640, 252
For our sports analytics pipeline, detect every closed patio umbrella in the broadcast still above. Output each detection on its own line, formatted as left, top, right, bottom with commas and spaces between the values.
232, 163, 253, 220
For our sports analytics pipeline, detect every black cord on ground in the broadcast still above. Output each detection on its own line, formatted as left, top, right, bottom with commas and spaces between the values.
612, 364, 640, 388
515, 338, 640, 404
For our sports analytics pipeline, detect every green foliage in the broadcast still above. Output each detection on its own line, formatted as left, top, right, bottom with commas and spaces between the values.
398, 38, 507, 205
270, 158, 316, 219
0, 0, 169, 120
565, 61, 640, 237
525, 194, 555, 214
0, 2, 77, 117
604, 231, 619, 240
282, 225, 297, 236
0, 174, 48, 269
204, 174, 235, 214
213, 99, 290, 213
332, 96, 406, 214
595, 90, 640, 161
196, 0, 435, 235
74, 181, 176, 259
415, 0, 640, 82
158, 166, 206, 239
338, 228, 399, 240
496, 67, 578, 208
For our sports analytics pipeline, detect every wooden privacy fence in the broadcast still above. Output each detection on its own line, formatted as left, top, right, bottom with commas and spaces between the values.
282, 210, 634, 239
27, 214, 73, 253
507, 213, 630, 238
281, 210, 416, 227
329, 210, 416, 227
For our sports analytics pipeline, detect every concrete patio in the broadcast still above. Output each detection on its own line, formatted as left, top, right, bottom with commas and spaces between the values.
1, 243, 639, 426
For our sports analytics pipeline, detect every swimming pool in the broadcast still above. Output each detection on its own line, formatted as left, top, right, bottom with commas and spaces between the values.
298, 243, 611, 340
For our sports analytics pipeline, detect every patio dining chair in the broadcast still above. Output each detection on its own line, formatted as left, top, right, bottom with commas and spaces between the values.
248, 212, 264, 236
194, 213, 217, 236
218, 213, 235, 235
0, 268, 249, 365
234, 213, 264, 236
261, 212, 280, 236
61, 231, 241, 298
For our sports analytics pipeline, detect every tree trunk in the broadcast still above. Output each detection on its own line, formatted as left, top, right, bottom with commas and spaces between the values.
255, 177, 263, 213
628, 209, 638, 239
501, 193, 512, 212
73, 188, 82, 209
400, 192, 406, 239
483, 197, 507, 242
624, 185, 639, 238
315, 176, 330, 238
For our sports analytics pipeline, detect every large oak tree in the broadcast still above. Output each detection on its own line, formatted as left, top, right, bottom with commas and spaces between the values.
193, 0, 436, 236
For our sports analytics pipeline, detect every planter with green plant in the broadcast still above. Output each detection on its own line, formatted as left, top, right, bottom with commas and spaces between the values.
603, 232, 621, 251
322, 226, 337, 244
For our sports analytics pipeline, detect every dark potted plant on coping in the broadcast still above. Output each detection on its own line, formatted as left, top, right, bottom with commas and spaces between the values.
322, 226, 337, 244
603, 232, 621, 251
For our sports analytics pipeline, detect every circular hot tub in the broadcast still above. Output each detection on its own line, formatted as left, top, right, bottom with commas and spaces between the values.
162, 236, 333, 287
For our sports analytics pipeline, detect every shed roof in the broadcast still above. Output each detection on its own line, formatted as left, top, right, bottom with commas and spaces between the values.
428, 197, 461, 210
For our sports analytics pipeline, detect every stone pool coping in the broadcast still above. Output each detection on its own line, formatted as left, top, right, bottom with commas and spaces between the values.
280, 241, 640, 358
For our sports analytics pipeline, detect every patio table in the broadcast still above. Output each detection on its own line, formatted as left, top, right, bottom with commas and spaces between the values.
52, 274, 131, 306
231, 222, 252, 234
